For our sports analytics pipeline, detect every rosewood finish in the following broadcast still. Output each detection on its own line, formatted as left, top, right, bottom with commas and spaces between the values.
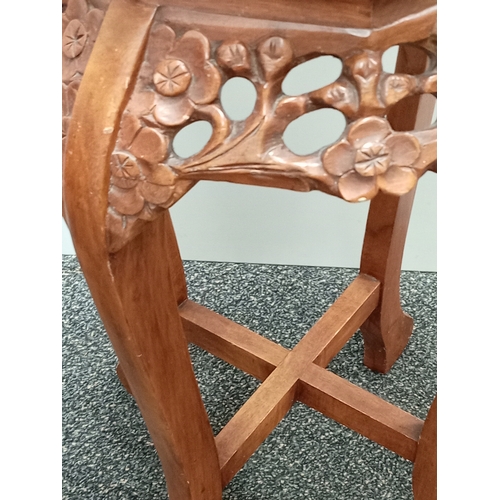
62, 0, 437, 498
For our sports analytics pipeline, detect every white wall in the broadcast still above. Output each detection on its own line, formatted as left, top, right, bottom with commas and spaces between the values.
62, 47, 437, 271
63, 172, 436, 271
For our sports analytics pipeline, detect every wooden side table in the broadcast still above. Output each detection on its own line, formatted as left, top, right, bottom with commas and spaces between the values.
62, 0, 437, 498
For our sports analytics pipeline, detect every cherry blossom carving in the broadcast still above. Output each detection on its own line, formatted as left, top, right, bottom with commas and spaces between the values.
154, 60, 192, 97
322, 117, 423, 201
355, 143, 390, 176
108, 115, 175, 217
62, 0, 108, 84
63, 19, 88, 58
62, 0, 110, 168
103, 22, 437, 252
60, 1, 437, 253
135, 26, 222, 127
110, 153, 140, 189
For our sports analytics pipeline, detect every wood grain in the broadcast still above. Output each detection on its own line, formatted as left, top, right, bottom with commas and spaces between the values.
359, 40, 435, 373
298, 364, 424, 461
63, 1, 222, 498
413, 397, 437, 499
62, 0, 437, 497
181, 300, 288, 381
94, 1, 437, 252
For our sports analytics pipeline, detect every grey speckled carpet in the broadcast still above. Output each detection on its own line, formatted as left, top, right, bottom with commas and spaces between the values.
62, 256, 436, 499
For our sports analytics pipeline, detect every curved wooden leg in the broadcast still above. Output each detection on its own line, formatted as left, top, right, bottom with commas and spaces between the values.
115, 210, 187, 397
116, 362, 132, 394
413, 397, 437, 500
359, 44, 435, 373
107, 212, 222, 500
359, 189, 416, 373
63, 2, 222, 495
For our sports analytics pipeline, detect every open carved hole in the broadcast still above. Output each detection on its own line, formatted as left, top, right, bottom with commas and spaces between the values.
220, 77, 257, 121
421, 93, 438, 128
283, 108, 346, 156
388, 93, 437, 131
382, 44, 434, 74
382, 45, 400, 73
431, 99, 437, 126
173, 121, 213, 158
282, 56, 343, 96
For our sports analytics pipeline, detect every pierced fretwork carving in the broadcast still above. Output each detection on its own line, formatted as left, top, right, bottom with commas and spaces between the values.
61, 1, 437, 253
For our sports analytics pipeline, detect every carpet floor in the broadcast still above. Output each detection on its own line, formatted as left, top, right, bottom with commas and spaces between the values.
62, 256, 436, 499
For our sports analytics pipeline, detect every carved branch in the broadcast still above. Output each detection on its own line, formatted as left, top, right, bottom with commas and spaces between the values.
62, 2, 436, 253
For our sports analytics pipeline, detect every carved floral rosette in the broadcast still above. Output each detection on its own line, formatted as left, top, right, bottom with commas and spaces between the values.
62, 1, 437, 252
62, 0, 110, 158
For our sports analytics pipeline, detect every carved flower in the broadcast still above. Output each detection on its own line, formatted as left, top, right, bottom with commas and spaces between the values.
323, 116, 421, 201
135, 26, 221, 127
110, 153, 140, 189
62, 0, 108, 83
108, 151, 177, 216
